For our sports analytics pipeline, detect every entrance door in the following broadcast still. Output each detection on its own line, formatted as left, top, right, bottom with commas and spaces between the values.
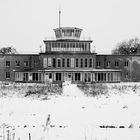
75, 73, 81, 82
64, 72, 72, 82
68, 73, 72, 81
44, 72, 52, 82
84, 73, 91, 82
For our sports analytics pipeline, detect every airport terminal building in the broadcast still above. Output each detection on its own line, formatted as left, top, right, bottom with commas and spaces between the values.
0, 26, 140, 83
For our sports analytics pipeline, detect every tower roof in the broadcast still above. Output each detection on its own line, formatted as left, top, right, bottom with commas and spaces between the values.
53, 27, 83, 40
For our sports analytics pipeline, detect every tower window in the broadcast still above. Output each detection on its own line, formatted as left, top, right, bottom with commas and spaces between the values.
71, 58, 74, 68
67, 58, 70, 68
76, 58, 79, 67
57, 58, 61, 68
89, 58, 92, 68
52, 58, 56, 68
62, 58, 65, 68
80, 58, 83, 68
85, 58, 88, 67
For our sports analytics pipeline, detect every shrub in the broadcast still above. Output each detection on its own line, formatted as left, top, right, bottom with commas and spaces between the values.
24, 83, 62, 97
79, 83, 108, 97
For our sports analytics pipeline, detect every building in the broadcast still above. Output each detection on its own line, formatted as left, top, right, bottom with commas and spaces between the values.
1, 26, 140, 83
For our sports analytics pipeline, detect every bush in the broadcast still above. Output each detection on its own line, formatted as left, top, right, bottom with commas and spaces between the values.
25, 83, 62, 97
79, 83, 108, 96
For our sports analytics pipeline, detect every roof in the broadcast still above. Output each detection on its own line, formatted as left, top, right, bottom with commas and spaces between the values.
0, 54, 39, 56
53, 27, 83, 31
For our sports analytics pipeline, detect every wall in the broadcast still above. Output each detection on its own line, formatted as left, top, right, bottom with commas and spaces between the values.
0, 54, 40, 82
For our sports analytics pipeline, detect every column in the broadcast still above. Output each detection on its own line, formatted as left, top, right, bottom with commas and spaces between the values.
73, 72, 75, 82
80, 72, 82, 81
53, 72, 56, 81
90, 73, 92, 82
82, 72, 84, 82
106, 72, 108, 82
92, 73, 95, 82
69, 42, 70, 51
111, 73, 113, 81
95, 73, 97, 82
84, 42, 87, 52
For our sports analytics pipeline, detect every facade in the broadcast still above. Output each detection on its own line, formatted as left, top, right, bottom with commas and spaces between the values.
1, 26, 140, 83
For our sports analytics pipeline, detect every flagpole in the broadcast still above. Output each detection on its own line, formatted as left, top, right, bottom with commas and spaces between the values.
59, 7, 61, 28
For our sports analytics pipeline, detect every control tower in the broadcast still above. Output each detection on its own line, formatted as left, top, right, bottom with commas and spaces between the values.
44, 9, 92, 53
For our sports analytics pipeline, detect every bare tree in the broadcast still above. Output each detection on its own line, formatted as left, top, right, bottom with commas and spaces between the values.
112, 38, 140, 55
0, 46, 18, 54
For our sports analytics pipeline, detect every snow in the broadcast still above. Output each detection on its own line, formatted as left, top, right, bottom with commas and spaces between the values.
0, 83, 140, 139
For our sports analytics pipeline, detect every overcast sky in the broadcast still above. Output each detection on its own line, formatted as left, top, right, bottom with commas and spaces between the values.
0, 0, 140, 54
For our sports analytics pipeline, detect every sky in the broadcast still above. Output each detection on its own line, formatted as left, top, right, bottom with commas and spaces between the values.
0, 0, 140, 54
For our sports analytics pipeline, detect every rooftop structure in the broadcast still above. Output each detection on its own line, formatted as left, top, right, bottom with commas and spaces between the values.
54, 27, 82, 40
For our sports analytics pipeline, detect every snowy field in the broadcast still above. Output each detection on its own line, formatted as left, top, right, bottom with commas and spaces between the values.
0, 83, 140, 140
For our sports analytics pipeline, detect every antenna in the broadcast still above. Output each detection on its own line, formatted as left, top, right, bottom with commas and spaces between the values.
59, 7, 61, 28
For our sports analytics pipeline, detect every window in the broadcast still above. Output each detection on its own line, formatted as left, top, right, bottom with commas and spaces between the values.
15, 61, 20, 67
57, 58, 61, 68
125, 72, 129, 79
82, 43, 84, 51
62, 58, 65, 67
89, 58, 92, 68
43, 58, 47, 68
96, 61, 100, 67
6, 61, 10, 67
85, 58, 88, 67
24, 61, 29, 67
23, 72, 28, 81
80, 58, 83, 68
52, 58, 56, 68
49, 73, 52, 79
56, 73, 61, 81
6, 72, 10, 79
48, 57, 52, 67
34, 61, 38, 68
115, 61, 119, 67
76, 58, 79, 67
124, 61, 129, 67
71, 58, 74, 68
73, 43, 75, 50
33, 73, 39, 81
67, 58, 70, 68
106, 61, 111, 67
64, 42, 66, 51
75, 73, 81, 81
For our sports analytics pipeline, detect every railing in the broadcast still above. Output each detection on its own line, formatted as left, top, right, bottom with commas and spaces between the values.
44, 36, 92, 41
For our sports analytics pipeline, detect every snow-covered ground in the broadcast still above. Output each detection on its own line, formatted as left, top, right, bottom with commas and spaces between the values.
0, 83, 140, 140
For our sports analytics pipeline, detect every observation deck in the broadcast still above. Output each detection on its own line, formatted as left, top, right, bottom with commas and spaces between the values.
54, 27, 82, 40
